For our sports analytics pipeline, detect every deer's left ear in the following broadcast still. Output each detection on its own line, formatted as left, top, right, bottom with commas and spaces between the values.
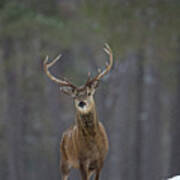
91, 80, 99, 89
87, 80, 99, 96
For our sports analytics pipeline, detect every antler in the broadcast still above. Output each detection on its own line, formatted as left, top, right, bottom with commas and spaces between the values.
44, 43, 113, 94
86, 43, 113, 87
43, 55, 77, 89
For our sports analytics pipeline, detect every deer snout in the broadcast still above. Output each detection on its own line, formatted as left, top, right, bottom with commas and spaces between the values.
78, 101, 86, 108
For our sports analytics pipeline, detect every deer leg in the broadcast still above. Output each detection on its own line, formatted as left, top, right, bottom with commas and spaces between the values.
60, 159, 71, 180
94, 169, 101, 180
60, 164, 70, 180
61, 175, 68, 180
80, 162, 90, 180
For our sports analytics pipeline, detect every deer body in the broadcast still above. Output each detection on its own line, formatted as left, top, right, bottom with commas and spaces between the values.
60, 101, 108, 180
43, 44, 113, 180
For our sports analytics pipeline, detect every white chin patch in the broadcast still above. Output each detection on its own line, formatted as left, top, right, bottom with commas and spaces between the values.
80, 105, 87, 110
78, 105, 90, 113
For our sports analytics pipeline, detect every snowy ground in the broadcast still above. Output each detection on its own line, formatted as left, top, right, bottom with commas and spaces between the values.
168, 175, 180, 180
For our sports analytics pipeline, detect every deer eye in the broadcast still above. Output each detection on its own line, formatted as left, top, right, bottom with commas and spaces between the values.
87, 92, 91, 96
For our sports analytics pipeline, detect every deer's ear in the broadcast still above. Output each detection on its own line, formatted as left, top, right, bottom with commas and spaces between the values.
91, 80, 99, 89
87, 81, 99, 96
59, 87, 77, 97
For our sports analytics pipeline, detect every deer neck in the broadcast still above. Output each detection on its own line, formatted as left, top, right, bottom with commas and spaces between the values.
76, 105, 98, 137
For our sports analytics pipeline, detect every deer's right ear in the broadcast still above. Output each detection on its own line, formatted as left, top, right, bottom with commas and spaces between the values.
59, 87, 77, 98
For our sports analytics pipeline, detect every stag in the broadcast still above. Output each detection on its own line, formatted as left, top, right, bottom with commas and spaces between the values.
43, 44, 113, 180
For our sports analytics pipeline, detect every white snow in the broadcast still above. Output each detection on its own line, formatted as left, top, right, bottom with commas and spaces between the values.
168, 175, 180, 180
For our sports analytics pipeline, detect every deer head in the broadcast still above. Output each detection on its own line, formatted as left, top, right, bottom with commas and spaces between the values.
43, 44, 113, 114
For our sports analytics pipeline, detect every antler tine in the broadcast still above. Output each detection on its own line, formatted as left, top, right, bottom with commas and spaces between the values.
45, 54, 62, 69
43, 55, 77, 88
92, 43, 113, 82
82, 72, 92, 89
88, 72, 91, 79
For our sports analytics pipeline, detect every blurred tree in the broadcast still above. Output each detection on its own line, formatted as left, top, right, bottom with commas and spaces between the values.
0, 1, 180, 180
140, 44, 163, 180
170, 40, 180, 176
3, 38, 25, 180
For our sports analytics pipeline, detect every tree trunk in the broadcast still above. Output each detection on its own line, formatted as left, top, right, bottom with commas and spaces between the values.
140, 45, 163, 180
3, 38, 25, 180
170, 54, 180, 176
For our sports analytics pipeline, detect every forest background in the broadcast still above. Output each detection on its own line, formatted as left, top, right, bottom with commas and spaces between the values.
0, 0, 180, 180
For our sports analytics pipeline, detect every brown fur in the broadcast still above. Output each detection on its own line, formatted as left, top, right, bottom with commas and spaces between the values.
60, 101, 109, 180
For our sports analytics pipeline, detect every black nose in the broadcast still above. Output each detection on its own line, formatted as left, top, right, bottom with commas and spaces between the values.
79, 101, 86, 108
